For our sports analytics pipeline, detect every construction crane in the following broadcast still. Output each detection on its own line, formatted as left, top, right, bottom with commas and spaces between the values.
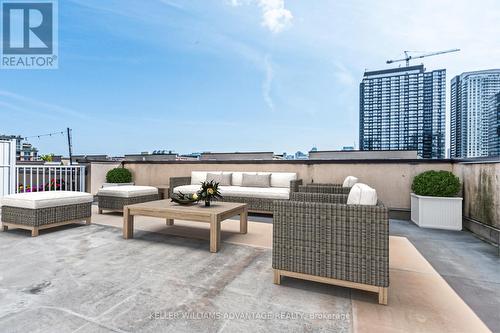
386, 49, 460, 67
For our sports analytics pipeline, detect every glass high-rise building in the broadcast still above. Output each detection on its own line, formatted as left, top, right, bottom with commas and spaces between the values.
450, 69, 500, 158
359, 65, 446, 159
489, 92, 500, 157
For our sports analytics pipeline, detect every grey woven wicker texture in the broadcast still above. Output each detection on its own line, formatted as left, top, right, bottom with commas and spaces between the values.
290, 192, 348, 204
1, 203, 92, 227
289, 179, 303, 193
98, 194, 160, 211
169, 177, 192, 197
272, 200, 389, 287
298, 184, 351, 194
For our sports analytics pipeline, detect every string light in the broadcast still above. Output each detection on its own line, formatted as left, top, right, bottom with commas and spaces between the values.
24, 131, 65, 140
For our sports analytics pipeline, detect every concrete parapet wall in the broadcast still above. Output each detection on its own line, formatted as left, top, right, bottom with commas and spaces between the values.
454, 161, 500, 229
116, 160, 452, 210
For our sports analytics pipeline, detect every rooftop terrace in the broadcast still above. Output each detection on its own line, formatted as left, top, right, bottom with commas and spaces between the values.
0, 207, 498, 332
1, 157, 499, 332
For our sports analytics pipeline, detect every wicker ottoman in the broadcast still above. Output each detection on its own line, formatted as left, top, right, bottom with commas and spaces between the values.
0, 191, 93, 237
97, 185, 159, 214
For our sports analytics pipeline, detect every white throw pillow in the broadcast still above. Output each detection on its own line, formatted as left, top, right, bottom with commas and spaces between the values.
347, 184, 362, 205
347, 183, 378, 206
271, 172, 297, 188
342, 176, 359, 188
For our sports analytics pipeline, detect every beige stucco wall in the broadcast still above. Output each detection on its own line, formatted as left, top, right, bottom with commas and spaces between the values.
88, 162, 121, 195
454, 162, 500, 229
88, 159, 499, 227
112, 161, 452, 210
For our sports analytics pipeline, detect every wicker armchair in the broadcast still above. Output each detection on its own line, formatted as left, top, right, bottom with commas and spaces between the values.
298, 184, 351, 195
169, 177, 302, 214
272, 192, 389, 304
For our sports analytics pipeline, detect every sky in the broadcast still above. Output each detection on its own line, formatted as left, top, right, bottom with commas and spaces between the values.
1, 0, 500, 156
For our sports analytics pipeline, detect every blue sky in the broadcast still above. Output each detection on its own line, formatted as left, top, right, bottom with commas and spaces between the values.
1, 0, 499, 156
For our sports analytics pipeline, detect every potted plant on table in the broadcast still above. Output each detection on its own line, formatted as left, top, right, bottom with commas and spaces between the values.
103, 167, 134, 187
410, 170, 462, 230
198, 180, 223, 207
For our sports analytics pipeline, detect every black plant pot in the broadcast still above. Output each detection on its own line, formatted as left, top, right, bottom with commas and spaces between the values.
205, 200, 211, 207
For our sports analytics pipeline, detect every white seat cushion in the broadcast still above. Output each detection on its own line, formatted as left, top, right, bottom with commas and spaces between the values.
220, 186, 289, 199
97, 185, 158, 198
173, 185, 290, 200
347, 183, 377, 206
173, 185, 201, 195
342, 176, 358, 188
0, 191, 93, 209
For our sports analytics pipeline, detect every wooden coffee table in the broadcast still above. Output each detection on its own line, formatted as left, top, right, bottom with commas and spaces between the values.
122, 200, 248, 253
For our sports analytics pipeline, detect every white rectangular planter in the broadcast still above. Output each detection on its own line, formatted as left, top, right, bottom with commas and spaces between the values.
411, 193, 463, 231
102, 182, 134, 188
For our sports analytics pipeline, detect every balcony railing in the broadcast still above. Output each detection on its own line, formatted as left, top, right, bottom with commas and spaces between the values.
16, 165, 86, 193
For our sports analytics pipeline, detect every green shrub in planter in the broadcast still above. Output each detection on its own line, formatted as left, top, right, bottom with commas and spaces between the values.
411, 170, 460, 197
106, 168, 132, 183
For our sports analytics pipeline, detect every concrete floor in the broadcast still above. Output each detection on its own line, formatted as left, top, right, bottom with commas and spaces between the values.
0, 215, 497, 332
248, 215, 500, 332
0, 224, 353, 333
390, 219, 500, 333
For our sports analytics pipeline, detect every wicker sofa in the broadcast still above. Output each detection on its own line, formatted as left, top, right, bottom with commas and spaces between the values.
170, 171, 302, 213
272, 189, 389, 304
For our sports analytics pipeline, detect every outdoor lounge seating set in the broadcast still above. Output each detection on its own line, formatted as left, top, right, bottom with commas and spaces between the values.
0, 172, 389, 304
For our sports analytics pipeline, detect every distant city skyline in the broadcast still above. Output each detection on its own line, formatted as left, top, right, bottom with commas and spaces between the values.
1, 0, 500, 156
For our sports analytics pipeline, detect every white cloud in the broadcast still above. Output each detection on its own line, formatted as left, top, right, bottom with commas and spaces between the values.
262, 55, 275, 112
258, 0, 293, 33
229, 0, 293, 33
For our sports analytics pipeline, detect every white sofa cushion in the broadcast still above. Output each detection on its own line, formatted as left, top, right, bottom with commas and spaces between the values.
173, 185, 201, 195
173, 185, 290, 200
191, 171, 209, 185
221, 186, 289, 199
347, 183, 377, 206
0, 191, 93, 209
97, 185, 158, 198
190, 171, 298, 188
271, 172, 297, 188
342, 176, 359, 188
